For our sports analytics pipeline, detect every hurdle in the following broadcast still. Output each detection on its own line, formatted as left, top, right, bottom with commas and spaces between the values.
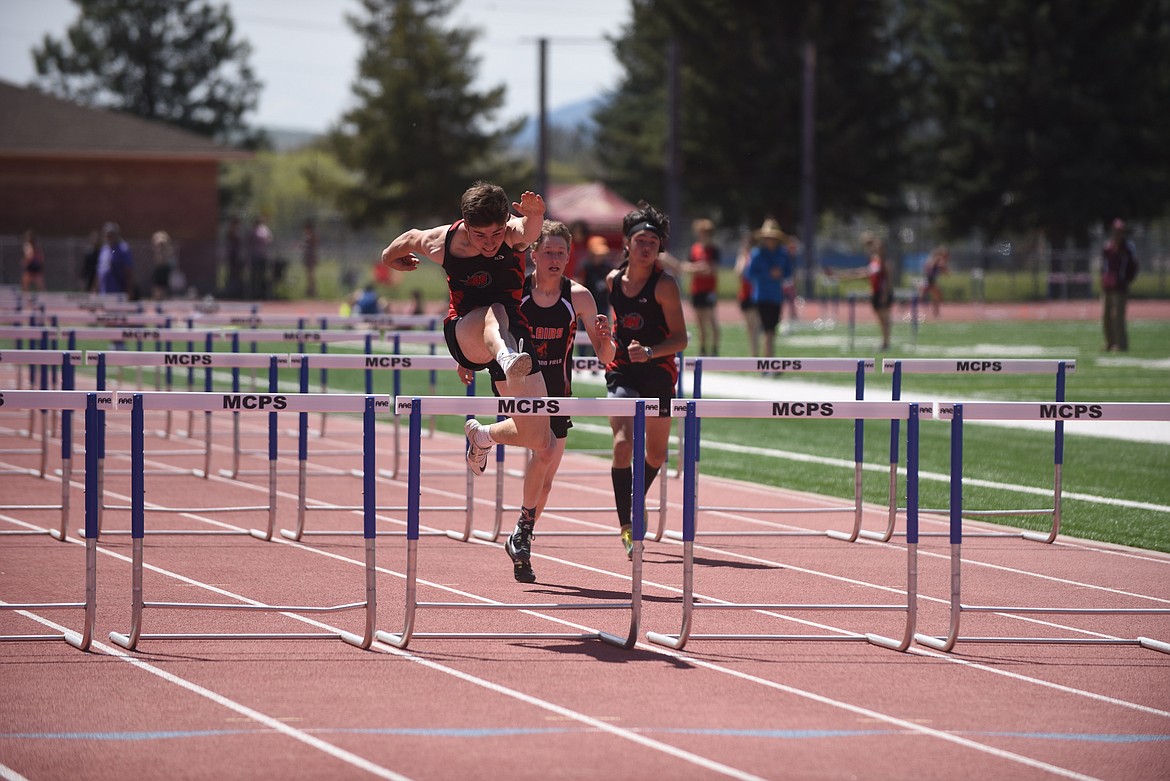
874, 358, 1075, 543
377, 395, 652, 649
647, 399, 922, 651
0, 329, 59, 436
108, 391, 382, 651
472, 351, 678, 545
279, 352, 477, 543
0, 353, 82, 539
0, 391, 104, 650
88, 349, 287, 472
83, 354, 287, 539
0, 350, 80, 476
916, 401, 1170, 655
665, 356, 876, 543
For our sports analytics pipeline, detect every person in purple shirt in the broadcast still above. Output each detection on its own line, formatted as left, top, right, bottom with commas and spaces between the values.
97, 222, 134, 296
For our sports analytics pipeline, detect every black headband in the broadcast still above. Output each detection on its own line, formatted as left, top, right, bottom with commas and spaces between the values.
625, 221, 664, 240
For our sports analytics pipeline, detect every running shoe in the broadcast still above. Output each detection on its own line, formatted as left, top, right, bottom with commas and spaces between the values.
620, 525, 633, 560
505, 519, 536, 583
464, 418, 490, 476
498, 339, 532, 385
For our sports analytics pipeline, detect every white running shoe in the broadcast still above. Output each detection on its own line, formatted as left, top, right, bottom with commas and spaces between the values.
498, 340, 532, 385
464, 418, 490, 476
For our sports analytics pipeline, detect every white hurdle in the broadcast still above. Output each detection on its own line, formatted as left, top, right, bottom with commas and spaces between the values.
0, 391, 107, 650
877, 358, 1075, 543
378, 395, 655, 650
107, 391, 384, 651
0, 350, 81, 479
280, 352, 479, 543
916, 401, 1170, 655
671, 356, 877, 543
647, 399, 923, 652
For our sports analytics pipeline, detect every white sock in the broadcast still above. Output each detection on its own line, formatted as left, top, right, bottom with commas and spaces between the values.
473, 424, 495, 448
496, 346, 512, 364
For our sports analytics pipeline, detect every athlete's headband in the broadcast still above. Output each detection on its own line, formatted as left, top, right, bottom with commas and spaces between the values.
625, 221, 664, 241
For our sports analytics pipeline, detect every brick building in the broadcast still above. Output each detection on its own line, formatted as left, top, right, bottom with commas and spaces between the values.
0, 80, 249, 294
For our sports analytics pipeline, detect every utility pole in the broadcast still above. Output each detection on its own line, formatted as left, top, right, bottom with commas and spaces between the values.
666, 38, 682, 244
536, 37, 549, 199
800, 39, 817, 298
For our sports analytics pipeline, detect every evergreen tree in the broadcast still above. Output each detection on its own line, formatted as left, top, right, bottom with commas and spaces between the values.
330, 0, 527, 228
593, 0, 910, 231
32, 0, 262, 146
903, 0, 1170, 245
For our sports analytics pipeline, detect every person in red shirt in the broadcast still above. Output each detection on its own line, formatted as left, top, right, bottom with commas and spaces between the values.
683, 217, 721, 355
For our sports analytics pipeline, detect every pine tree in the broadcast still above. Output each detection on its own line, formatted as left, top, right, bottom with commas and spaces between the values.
329, 0, 527, 228
32, 0, 262, 146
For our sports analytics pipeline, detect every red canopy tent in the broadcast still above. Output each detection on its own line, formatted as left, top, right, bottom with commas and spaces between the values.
546, 182, 638, 245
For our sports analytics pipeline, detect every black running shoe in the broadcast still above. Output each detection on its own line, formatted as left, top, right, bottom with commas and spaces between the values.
505, 519, 536, 583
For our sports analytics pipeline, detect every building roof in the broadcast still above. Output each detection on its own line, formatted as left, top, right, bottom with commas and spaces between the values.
0, 80, 251, 161
546, 182, 639, 233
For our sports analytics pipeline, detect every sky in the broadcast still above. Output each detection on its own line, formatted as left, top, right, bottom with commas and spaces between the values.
0, 0, 631, 133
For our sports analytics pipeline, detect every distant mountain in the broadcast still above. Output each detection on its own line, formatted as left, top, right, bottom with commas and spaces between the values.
259, 95, 604, 154
510, 96, 603, 149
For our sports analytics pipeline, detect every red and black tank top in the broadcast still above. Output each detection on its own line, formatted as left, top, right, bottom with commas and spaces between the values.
521, 275, 576, 397
608, 264, 676, 381
442, 220, 528, 328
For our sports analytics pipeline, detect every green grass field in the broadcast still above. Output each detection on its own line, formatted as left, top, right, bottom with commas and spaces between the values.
73, 314, 1170, 552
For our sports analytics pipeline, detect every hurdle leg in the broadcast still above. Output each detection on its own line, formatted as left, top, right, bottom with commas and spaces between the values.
376, 405, 423, 648
109, 538, 144, 650
51, 457, 71, 541
1023, 463, 1063, 544
65, 535, 98, 651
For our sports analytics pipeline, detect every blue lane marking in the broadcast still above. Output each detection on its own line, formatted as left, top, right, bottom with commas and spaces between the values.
2, 727, 1168, 743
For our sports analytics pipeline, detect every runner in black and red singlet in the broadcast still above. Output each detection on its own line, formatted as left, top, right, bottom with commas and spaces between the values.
605, 202, 689, 559
380, 181, 553, 474
456, 220, 615, 583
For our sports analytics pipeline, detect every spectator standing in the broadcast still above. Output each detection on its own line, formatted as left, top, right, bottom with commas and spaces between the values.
352, 283, 386, 315
150, 231, 175, 300
735, 235, 762, 356
921, 246, 950, 318
302, 219, 319, 298
684, 217, 721, 356
566, 219, 590, 282
582, 235, 614, 317
830, 231, 894, 350
605, 202, 688, 559
80, 229, 101, 292
97, 222, 134, 296
744, 219, 793, 360
248, 216, 273, 299
21, 229, 45, 292
1101, 218, 1139, 352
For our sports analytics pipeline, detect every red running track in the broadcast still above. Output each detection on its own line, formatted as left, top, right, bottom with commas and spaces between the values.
1, 400, 1168, 781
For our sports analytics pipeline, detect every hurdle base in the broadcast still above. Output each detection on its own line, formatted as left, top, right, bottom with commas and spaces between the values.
1138, 637, 1170, 654
826, 529, 861, 542
248, 529, 273, 541
472, 529, 500, 542
914, 634, 952, 651
109, 632, 134, 650
217, 469, 238, 479
49, 529, 69, 542
646, 631, 686, 650
1021, 530, 1057, 543
339, 630, 373, 650
865, 633, 909, 651
373, 629, 408, 649
63, 631, 90, 651
598, 631, 635, 649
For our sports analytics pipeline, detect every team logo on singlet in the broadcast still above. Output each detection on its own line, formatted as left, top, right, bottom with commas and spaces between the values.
620, 313, 645, 330
461, 271, 492, 288
535, 341, 550, 359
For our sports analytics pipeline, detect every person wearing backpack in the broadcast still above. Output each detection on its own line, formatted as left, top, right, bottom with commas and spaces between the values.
1101, 218, 1139, 352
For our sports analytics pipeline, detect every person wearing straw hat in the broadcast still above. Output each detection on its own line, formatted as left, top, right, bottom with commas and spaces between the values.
744, 218, 793, 361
